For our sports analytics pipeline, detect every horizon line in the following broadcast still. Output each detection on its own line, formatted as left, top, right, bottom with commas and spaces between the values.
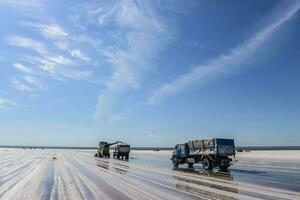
0, 145, 300, 150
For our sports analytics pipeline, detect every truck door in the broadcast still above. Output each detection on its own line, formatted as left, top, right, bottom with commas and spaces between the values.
175, 145, 181, 157
180, 144, 187, 158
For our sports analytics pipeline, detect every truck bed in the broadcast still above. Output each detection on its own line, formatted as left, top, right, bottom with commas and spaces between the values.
188, 138, 235, 156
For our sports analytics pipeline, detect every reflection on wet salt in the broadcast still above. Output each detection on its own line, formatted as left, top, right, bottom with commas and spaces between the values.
230, 168, 266, 175
96, 159, 109, 170
0, 149, 299, 200
114, 167, 128, 174
40, 161, 55, 199
113, 162, 130, 170
173, 166, 234, 181
96, 158, 130, 174
172, 174, 238, 199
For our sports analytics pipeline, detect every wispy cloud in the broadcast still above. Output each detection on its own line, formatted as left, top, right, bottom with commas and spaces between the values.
24, 23, 68, 39
9, 21, 96, 83
6, 35, 93, 82
60, 69, 93, 81
70, 49, 90, 61
6, 36, 46, 54
23, 22, 70, 50
13, 63, 33, 74
18, 54, 92, 81
11, 78, 35, 92
72, 35, 101, 50
0, 97, 18, 110
0, 0, 40, 8
43, 55, 73, 65
11, 62, 44, 92
23, 76, 43, 89
147, 1, 300, 105
92, 0, 171, 120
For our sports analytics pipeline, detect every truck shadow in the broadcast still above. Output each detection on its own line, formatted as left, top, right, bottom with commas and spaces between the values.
230, 168, 266, 175
173, 166, 234, 181
96, 158, 130, 174
96, 159, 110, 170
172, 172, 239, 198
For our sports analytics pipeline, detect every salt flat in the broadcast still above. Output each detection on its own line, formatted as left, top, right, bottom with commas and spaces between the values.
0, 149, 299, 200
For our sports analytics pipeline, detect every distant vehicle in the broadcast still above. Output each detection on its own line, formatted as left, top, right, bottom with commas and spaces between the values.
95, 141, 121, 158
171, 138, 235, 170
113, 143, 130, 160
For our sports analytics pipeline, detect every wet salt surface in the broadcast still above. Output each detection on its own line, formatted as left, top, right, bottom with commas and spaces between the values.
0, 149, 299, 200
129, 150, 300, 192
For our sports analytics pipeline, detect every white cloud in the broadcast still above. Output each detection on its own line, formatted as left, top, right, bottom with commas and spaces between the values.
13, 63, 33, 74
11, 62, 43, 90
23, 76, 43, 89
6, 37, 76, 80
43, 55, 73, 65
54, 41, 69, 50
0, 0, 40, 7
93, 0, 171, 120
40, 24, 68, 39
70, 49, 90, 61
97, 4, 118, 25
61, 69, 93, 81
11, 78, 35, 92
21, 22, 72, 52
147, 1, 300, 105
38, 58, 56, 74
21, 54, 92, 81
72, 35, 101, 49
0, 97, 18, 110
23, 23, 68, 39
6, 36, 46, 54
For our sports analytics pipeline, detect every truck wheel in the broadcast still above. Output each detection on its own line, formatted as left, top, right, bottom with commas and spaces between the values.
108, 154, 110, 158
117, 155, 120, 159
188, 163, 194, 168
202, 157, 213, 170
125, 155, 129, 160
172, 156, 179, 168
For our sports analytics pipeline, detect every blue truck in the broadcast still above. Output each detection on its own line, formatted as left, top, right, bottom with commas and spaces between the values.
171, 138, 235, 170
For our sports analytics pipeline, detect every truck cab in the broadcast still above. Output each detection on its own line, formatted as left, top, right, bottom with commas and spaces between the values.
97, 141, 110, 158
172, 143, 194, 168
173, 143, 189, 158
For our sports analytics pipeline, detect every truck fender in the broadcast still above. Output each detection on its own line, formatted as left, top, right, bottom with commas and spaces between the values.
201, 154, 213, 162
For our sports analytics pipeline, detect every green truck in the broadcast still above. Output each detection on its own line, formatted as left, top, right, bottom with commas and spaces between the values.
95, 141, 120, 158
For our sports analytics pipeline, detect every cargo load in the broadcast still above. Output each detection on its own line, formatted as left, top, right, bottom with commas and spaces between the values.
189, 138, 235, 156
113, 143, 130, 160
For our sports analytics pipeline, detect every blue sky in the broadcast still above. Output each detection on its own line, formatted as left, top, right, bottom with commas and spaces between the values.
0, 0, 299, 147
